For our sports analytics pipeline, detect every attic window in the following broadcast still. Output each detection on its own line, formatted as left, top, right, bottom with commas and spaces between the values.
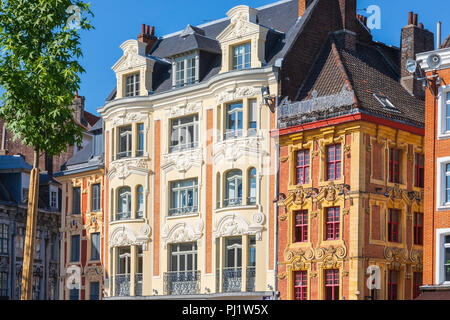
174, 54, 198, 88
373, 94, 400, 113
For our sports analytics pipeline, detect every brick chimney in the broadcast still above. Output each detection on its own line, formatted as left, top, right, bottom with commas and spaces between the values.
400, 11, 434, 99
298, 0, 312, 17
337, 0, 358, 32
71, 94, 85, 125
138, 24, 158, 55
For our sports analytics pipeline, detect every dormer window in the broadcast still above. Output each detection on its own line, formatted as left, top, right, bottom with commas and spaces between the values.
232, 43, 251, 70
374, 94, 400, 113
126, 73, 140, 97
174, 55, 198, 88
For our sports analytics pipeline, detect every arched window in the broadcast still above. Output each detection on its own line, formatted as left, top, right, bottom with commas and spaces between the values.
117, 187, 131, 220
248, 168, 257, 205
225, 170, 242, 207
136, 185, 144, 218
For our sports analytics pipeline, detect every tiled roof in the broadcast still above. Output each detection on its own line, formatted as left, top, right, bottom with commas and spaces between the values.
83, 111, 100, 127
293, 33, 424, 128
442, 35, 450, 48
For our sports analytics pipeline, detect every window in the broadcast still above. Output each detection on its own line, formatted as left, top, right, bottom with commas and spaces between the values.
413, 272, 422, 299
248, 99, 257, 136
225, 237, 242, 269
446, 92, 450, 133
373, 94, 400, 113
225, 170, 242, 207
0, 272, 7, 297
324, 269, 339, 300
326, 145, 341, 181
248, 168, 257, 205
69, 288, 79, 300
92, 184, 101, 212
137, 123, 144, 157
136, 185, 144, 218
15, 228, 24, 257
415, 154, 424, 188
232, 43, 251, 70
90, 282, 100, 300
446, 164, 450, 204
93, 132, 103, 156
0, 224, 8, 255
125, 73, 140, 97
325, 207, 340, 240
294, 211, 308, 243
294, 271, 307, 300
170, 243, 198, 272
50, 190, 58, 208
169, 179, 198, 216
389, 149, 400, 183
117, 187, 131, 220
91, 233, 100, 261
225, 103, 243, 140
170, 115, 199, 153
117, 125, 132, 159
388, 270, 398, 300
117, 247, 131, 275
388, 209, 400, 243
296, 150, 310, 185
70, 235, 80, 262
175, 56, 197, 88
445, 235, 450, 282
414, 212, 423, 245
72, 187, 81, 214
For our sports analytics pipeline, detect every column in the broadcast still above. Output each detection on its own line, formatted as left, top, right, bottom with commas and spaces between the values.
242, 235, 249, 292
130, 245, 136, 296
111, 247, 116, 296
219, 237, 224, 292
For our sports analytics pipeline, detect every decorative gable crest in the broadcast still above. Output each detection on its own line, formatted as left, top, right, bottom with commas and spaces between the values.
112, 40, 155, 73
217, 6, 262, 42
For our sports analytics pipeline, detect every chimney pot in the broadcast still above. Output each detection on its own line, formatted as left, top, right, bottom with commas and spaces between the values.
151, 26, 155, 36
408, 12, 413, 25
413, 14, 418, 26
141, 24, 146, 34
419, 22, 424, 29
146, 25, 150, 34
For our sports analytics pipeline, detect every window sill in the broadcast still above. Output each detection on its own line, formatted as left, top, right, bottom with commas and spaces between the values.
214, 205, 258, 213
168, 146, 200, 155
166, 212, 199, 220
110, 218, 145, 226
437, 132, 450, 140
437, 204, 450, 211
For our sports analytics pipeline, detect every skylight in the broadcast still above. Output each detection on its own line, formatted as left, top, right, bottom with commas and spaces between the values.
373, 94, 401, 113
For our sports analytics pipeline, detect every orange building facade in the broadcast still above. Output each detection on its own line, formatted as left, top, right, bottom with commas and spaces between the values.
417, 35, 450, 299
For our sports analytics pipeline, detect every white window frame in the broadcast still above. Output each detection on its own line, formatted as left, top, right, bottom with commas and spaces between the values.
117, 187, 131, 220
436, 156, 450, 211
438, 85, 450, 140
232, 42, 251, 70
170, 242, 198, 272
169, 178, 199, 216
50, 190, 58, 209
225, 103, 243, 140
435, 228, 450, 285
125, 73, 140, 97
173, 53, 199, 88
117, 125, 132, 159
169, 114, 199, 153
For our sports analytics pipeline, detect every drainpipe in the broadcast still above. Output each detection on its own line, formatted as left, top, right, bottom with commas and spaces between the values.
273, 67, 281, 300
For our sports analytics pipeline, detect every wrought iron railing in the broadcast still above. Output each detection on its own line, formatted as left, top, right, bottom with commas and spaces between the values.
222, 267, 242, 293
224, 129, 243, 140
116, 211, 131, 220
115, 274, 131, 297
169, 206, 198, 217
246, 266, 256, 292
135, 273, 143, 296
247, 128, 257, 137
169, 142, 199, 153
163, 271, 200, 295
223, 197, 242, 207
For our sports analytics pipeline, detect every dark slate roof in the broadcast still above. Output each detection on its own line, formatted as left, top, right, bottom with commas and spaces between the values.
89, 118, 103, 132
0, 155, 32, 171
0, 178, 14, 203
443, 35, 450, 48
290, 33, 424, 128
107, 0, 300, 100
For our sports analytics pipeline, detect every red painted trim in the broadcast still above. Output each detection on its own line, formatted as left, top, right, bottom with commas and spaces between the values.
272, 113, 424, 137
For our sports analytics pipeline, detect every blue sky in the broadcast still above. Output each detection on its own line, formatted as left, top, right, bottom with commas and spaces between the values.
77, 0, 450, 115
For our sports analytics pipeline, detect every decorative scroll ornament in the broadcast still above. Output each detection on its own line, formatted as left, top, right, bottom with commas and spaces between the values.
410, 249, 423, 272
213, 135, 267, 164
84, 265, 103, 282
213, 212, 265, 240
84, 211, 103, 233
161, 219, 204, 249
169, 101, 201, 117
109, 158, 150, 180
111, 111, 148, 127
162, 149, 203, 173
110, 225, 151, 250
61, 215, 83, 235
216, 86, 257, 105
384, 246, 408, 270
315, 245, 347, 269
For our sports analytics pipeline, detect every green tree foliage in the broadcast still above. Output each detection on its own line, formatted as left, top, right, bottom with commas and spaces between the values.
0, 0, 93, 158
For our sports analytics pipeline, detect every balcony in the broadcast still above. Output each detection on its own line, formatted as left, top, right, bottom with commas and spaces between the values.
169, 206, 198, 217
246, 266, 255, 292
116, 211, 131, 220
115, 274, 131, 297
169, 142, 199, 154
223, 197, 242, 208
163, 271, 201, 295
135, 273, 143, 296
222, 267, 242, 293
224, 129, 243, 141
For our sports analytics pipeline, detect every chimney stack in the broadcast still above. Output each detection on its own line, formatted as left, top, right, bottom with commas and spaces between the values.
338, 0, 357, 32
298, 0, 312, 17
400, 11, 435, 99
138, 24, 158, 55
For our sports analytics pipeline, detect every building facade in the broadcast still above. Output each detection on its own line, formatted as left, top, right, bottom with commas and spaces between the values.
275, 11, 433, 300
417, 34, 450, 299
55, 120, 105, 300
0, 155, 61, 300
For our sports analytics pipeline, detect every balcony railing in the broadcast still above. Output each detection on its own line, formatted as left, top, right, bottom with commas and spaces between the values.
223, 197, 242, 208
169, 142, 199, 153
116, 211, 131, 220
163, 271, 201, 295
135, 273, 143, 296
169, 206, 198, 217
246, 266, 256, 292
224, 129, 243, 141
222, 267, 242, 293
115, 274, 130, 297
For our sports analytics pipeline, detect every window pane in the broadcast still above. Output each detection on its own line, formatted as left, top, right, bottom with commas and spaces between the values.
91, 233, 100, 260
90, 282, 100, 300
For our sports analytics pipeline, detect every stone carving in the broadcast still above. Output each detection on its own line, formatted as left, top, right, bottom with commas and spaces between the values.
169, 102, 201, 117
283, 244, 347, 271
111, 112, 148, 127
84, 211, 103, 233
109, 225, 151, 250
162, 148, 203, 173
230, 11, 250, 38
109, 158, 150, 180
216, 86, 257, 105
61, 215, 83, 235
384, 246, 408, 270
213, 135, 267, 164
161, 219, 204, 248
84, 265, 103, 282
213, 213, 264, 240
112, 40, 152, 73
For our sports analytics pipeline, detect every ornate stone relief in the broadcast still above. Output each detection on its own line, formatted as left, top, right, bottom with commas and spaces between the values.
112, 39, 153, 73
162, 149, 203, 173
216, 86, 257, 105
109, 158, 150, 180
384, 246, 408, 270
168, 101, 202, 117
109, 225, 151, 250
161, 219, 204, 248
84, 265, 103, 282
283, 244, 348, 271
61, 215, 83, 235
213, 135, 267, 164
213, 212, 265, 240
111, 112, 148, 127
409, 248, 423, 272
84, 211, 103, 234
